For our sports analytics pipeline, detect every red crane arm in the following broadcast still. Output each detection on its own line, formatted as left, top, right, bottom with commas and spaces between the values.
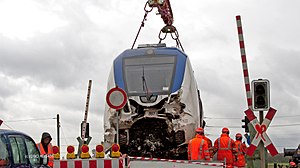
149, 0, 174, 26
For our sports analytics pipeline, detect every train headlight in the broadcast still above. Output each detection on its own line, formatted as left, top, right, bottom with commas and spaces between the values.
140, 95, 157, 103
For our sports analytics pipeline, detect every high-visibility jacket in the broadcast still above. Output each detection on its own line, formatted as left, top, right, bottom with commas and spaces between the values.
213, 133, 235, 166
203, 136, 213, 159
37, 143, 54, 168
188, 134, 210, 161
233, 140, 247, 167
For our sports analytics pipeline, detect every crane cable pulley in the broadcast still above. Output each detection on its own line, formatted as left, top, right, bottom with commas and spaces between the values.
131, 0, 184, 51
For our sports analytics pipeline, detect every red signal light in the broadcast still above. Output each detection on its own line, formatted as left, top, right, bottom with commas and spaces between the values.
81, 145, 89, 153
111, 144, 120, 152
67, 146, 75, 153
52, 146, 59, 154
96, 145, 104, 152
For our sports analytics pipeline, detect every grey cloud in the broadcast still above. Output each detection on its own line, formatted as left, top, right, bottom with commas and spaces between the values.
0, 29, 101, 89
0, 75, 21, 98
0, 0, 118, 89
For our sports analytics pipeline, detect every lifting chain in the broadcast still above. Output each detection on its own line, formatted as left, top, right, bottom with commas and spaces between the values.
131, 2, 153, 49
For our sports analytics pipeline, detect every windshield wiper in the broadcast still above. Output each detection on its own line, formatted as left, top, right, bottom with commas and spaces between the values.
142, 66, 153, 100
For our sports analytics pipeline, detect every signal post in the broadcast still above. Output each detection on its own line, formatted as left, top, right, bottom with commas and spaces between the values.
253, 79, 270, 168
106, 86, 127, 157
244, 79, 278, 168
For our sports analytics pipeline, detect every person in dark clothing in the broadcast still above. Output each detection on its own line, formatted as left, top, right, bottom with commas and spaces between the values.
36, 132, 54, 168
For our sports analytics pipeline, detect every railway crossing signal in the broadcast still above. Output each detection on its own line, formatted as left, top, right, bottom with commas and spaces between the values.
245, 107, 278, 156
252, 79, 270, 111
242, 116, 250, 133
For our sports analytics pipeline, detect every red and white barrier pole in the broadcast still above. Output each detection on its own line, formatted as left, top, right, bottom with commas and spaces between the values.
236, 15, 252, 108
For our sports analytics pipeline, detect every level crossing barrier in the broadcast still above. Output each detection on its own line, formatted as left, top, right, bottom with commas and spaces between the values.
54, 158, 123, 168
53, 156, 226, 168
52, 143, 225, 168
128, 156, 225, 168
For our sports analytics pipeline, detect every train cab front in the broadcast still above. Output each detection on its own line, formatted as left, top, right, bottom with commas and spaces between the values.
104, 44, 201, 159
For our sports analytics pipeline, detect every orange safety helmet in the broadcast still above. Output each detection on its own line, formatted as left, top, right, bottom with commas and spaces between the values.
222, 127, 229, 134
235, 133, 242, 140
196, 127, 204, 134
290, 161, 296, 166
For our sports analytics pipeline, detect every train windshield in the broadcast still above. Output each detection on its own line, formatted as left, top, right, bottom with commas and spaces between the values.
123, 55, 176, 96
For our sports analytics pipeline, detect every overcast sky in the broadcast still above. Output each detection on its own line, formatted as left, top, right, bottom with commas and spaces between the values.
1, 0, 299, 157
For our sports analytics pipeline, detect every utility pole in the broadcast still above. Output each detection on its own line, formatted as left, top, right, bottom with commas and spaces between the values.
56, 114, 60, 148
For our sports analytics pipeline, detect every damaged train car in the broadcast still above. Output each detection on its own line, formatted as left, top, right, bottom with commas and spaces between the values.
103, 43, 204, 159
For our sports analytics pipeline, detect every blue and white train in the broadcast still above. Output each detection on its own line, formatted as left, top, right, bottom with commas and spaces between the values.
104, 43, 204, 159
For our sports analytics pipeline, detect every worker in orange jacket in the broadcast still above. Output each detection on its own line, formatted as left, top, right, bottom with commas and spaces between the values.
213, 127, 235, 167
233, 133, 247, 168
36, 132, 54, 168
188, 127, 210, 161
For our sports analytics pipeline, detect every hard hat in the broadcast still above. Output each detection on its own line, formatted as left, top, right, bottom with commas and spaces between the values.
222, 127, 229, 134
290, 161, 296, 166
236, 133, 242, 139
196, 127, 204, 134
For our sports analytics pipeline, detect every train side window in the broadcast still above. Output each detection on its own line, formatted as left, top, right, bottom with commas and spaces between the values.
24, 136, 40, 166
8, 136, 28, 165
0, 135, 9, 167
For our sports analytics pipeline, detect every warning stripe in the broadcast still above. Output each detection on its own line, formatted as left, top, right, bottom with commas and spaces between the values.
244, 108, 263, 156
247, 144, 257, 156
266, 143, 279, 156
89, 160, 97, 168
54, 158, 122, 168
261, 108, 277, 135
244, 109, 256, 121
265, 107, 277, 121
262, 108, 278, 156
129, 156, 224, 167
59, 160, 68, 168
236, 15, 252, 108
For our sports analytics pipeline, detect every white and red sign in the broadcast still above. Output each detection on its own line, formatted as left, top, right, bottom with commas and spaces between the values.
245, 107, 278, 156
106, 87, 127, 110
